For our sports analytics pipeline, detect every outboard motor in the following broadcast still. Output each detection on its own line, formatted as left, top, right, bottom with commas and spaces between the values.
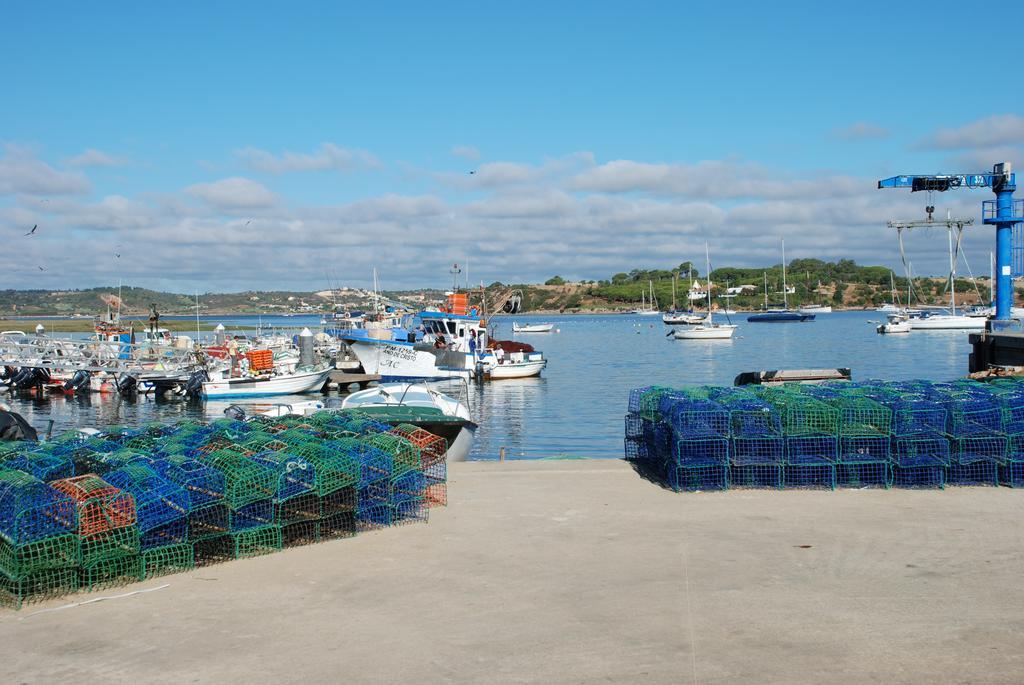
0, 407, 39, 442
9, 367, 33, 388
116, 374, 138, 396
222, 404, 247, 421
184, 370, 209, 398
63, 369, 91, 393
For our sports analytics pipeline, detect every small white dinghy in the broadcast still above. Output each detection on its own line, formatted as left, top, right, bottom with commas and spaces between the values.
512, 322, 554, 333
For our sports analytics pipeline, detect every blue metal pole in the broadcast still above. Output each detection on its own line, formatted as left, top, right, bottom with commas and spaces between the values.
995, 183, 1016, 320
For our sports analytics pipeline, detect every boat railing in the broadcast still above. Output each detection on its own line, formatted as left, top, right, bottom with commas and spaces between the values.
0, 337, 203, 375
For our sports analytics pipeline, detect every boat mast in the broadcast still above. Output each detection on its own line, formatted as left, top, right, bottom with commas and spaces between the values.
763, 272, 768, 310
671, 273, 677, 311
947, 224, 956, 315
704, 243, 712, 315
782, 239, 788, 310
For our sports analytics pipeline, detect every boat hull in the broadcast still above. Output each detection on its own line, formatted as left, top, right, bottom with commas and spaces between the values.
345, 338, 472, 381
513, 324, 554, 333
487, 359, 546, 379
201, 368, 331, 398
909, 316, 986, 330
747, 312, 814, 322
674, 325, 737, 340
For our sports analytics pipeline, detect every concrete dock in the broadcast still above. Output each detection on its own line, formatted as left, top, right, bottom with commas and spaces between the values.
3, 459, 1024, 684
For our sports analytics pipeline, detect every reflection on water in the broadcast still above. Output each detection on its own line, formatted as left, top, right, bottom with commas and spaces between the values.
3, 312, 972, 460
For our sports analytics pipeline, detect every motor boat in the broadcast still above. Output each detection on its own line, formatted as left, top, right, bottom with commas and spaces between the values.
512, 322, 554, 333
798, 304, 832, 315
478, 341, 546, 379
876, 316, 912, 334
254, 382, 477, 461
200, 365, 332, 398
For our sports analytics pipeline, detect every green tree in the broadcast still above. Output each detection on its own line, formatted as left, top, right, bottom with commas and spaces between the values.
545, 276, 566, 286
832, 284, 846, 305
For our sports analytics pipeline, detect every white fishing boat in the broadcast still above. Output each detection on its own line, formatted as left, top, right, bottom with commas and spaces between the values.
512, 322, 554, 333
201, 366, 331, 398
672, 244, 738, 340
254, 382, 478, 462
481, 353, 547, 378
345, 290, 547, 382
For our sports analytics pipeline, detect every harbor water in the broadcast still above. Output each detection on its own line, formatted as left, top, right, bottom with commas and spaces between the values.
3, 311, 970, 460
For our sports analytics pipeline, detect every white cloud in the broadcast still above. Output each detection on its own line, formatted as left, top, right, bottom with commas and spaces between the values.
237, 143, 381, 174
568, 159, 865, 199
186, 177, 277, 210
65, 149, 127, 167
435, 152, 596, 190
451, 145, 481, 160
948, 146, 1022, 171
832, 122, 889, 141
920, 114, 1024, 150
0, 151, 993, 291
0, 145, 91, 196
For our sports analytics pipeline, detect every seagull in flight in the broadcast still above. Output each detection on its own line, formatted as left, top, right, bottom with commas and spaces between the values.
115, 253, 121, 258
245, 219, 252, 226
25, 224, 37, 236
468, 171, 476, 175
38, 266, 45, 271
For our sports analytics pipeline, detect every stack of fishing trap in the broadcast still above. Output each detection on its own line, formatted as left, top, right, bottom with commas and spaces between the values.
0, 408, 450, 609
624, 377, 1024, 493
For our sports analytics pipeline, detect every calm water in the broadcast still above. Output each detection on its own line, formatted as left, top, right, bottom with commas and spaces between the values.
2, 312, 972, 459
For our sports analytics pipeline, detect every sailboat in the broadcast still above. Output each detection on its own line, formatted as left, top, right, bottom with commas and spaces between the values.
674, 244, 737, 339
663, 271, 707, 324
798, 280, 832, 314
747, 240, 814, 322
903, 222, 985, 330
632, 280, 660, 315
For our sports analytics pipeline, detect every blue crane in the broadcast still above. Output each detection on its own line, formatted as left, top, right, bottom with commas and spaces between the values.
878, 163, 1024, 327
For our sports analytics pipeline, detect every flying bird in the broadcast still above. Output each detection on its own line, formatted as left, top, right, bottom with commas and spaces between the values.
115, 253, 121, 258
38, 266, 45, 271
245, 219, 252, 226
468, 171, 476, 175
25, 225, 37, 236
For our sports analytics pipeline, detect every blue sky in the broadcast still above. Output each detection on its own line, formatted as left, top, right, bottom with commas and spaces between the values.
2, 2, 1022, 292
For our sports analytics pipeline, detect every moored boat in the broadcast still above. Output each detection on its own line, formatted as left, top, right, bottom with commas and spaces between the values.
200, 365, 331, 398
512, 322, 554, 333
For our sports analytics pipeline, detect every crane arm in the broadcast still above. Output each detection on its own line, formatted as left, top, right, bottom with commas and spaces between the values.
877, 173, 1014, 192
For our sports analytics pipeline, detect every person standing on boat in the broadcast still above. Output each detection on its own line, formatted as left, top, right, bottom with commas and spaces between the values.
468, 330, 477, 357
227, 337, 239, 377
494, 345, 504, 365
